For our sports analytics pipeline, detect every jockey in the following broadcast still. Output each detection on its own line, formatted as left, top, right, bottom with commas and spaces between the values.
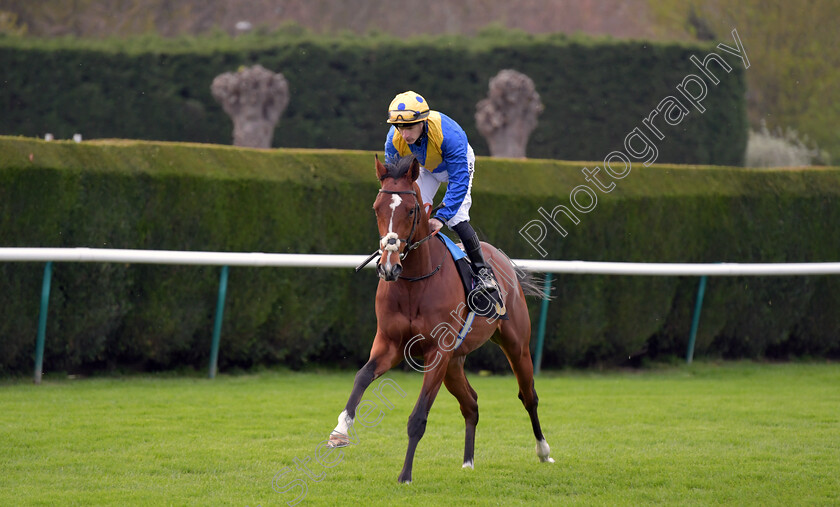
384, 90, 499, 293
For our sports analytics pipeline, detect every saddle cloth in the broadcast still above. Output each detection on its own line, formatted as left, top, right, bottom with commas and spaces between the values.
437, 234, 508, 321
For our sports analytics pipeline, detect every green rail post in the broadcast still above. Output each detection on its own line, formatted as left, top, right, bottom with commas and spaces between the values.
686, 275, 708, 364
34, 261, 53, 384
208, 265, 229, 379
534, 272, 553, 376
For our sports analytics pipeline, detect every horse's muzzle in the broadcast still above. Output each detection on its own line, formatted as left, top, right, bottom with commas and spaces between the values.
377, 262, 402, 281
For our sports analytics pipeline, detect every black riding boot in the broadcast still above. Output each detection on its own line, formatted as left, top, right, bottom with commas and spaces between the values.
452, 221, 498, 292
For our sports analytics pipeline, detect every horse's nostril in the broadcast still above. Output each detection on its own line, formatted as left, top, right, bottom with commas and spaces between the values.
393, 264, 402, 278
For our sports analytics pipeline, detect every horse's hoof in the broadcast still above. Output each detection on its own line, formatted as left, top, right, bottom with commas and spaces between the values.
535, 439, 554, 463
462, 460, 474, 469
327, 431, 350, 448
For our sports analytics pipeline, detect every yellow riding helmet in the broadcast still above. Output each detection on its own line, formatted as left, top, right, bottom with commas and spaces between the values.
387, 91, 430, 124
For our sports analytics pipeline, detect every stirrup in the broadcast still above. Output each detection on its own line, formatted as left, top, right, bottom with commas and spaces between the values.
475, 267, 499, 292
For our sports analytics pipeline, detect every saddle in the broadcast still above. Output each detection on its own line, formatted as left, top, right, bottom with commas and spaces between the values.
437, 234, 508, 321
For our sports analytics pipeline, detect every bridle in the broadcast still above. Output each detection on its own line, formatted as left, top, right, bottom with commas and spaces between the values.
378, 189, 423, 260
355, 188, 442, 280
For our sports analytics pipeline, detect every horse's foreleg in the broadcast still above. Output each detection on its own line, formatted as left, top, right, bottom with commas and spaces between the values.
443, 356, 479, 469
328, 337, 400, 448
397, 358, 448, 484
327, 359, 376, 447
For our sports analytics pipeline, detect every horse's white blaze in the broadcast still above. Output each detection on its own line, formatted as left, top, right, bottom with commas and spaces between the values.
378, 194, 403, 273
388, 194, 402, 233
333, 409, 354, 436
462, 460, 474, 469
536, 438, 555, 463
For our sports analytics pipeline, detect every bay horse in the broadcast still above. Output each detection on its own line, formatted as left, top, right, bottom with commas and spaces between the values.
326, 154, 554, 483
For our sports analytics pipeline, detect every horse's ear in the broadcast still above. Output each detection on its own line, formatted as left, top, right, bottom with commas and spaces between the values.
375, 154, 387, 182
409, 157, 420, 182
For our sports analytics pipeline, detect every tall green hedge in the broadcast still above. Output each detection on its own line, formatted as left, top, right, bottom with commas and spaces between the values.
0, 30, 747, 165
1, 136, 838, 376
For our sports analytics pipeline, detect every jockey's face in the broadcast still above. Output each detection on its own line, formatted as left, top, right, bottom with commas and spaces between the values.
395, 122, 424, 144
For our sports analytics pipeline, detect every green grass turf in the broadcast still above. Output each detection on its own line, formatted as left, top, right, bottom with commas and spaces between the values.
1, 362, 838, 506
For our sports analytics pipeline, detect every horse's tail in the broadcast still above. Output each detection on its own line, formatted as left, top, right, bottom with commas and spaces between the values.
514, 266, 553, 301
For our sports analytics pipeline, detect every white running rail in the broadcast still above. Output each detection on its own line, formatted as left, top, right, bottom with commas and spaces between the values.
6, 247, 839, 382
2, 247, 840, 275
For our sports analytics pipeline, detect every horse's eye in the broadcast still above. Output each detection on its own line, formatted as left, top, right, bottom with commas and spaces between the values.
407, 208, 415, 216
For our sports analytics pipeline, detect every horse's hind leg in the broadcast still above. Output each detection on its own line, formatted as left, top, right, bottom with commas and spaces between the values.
443, 356, 479, 469
498, 319, 555, 464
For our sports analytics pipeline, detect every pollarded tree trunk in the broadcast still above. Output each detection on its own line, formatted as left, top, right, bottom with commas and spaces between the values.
475, 69, 543, 158
211, 65, 290, 149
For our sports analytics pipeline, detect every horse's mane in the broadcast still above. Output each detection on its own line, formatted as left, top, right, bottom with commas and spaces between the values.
380, 154, 416, 181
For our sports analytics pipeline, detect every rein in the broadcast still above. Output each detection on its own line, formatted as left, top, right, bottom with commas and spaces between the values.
398, 263, 441, 282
